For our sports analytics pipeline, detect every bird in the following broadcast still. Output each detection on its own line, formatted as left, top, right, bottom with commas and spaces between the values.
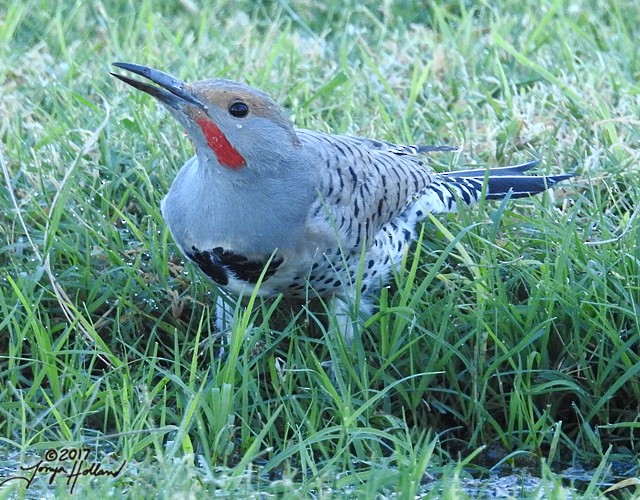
111, 62, 574, 342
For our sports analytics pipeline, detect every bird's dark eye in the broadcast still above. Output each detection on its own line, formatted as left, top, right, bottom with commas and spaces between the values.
229, 101, 249, 118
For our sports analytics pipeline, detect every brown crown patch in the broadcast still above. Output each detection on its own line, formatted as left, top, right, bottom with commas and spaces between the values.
191, 79, 290, 124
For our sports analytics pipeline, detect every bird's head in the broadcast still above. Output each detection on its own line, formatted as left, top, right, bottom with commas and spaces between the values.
112, 62, 300, 171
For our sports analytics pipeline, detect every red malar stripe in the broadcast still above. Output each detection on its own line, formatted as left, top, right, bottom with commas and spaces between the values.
196, 117, 246, 170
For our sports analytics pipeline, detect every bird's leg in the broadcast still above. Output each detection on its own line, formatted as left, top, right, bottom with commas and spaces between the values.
215, 290, 236, 350
329, 295, 356, 345
328, 291, 374, 344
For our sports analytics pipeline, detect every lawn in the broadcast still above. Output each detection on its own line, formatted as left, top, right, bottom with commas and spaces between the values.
1, 0, 639, 497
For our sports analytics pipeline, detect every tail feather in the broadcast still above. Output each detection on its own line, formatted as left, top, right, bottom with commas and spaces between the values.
442, 159, 574, 199
419, 160, 574, 214
441, 160, 541, 179
482, 172, 575, 199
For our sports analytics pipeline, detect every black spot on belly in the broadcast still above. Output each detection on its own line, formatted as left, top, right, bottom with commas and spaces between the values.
187, 247, 229, 285
186, 246, 283, 285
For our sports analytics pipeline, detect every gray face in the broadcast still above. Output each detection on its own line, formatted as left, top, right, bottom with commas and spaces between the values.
185, 79, 301, 169
111, 63, 300, 172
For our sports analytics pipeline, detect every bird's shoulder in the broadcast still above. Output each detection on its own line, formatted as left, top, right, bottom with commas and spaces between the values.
296, 129, 450, 250
297, 128, 456, 160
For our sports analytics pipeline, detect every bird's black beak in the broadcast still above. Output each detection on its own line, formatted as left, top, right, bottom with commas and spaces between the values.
111, 62, 206, 111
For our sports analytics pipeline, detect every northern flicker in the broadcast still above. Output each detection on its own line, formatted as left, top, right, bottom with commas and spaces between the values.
112, 62, 573, 341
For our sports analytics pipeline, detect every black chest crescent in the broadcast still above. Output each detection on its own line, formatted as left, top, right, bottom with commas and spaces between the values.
186, 246, 283, 286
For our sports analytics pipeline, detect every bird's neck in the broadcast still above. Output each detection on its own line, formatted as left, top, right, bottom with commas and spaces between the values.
164, 154, 315, 257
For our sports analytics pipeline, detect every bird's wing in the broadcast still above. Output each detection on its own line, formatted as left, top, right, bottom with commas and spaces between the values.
299, 129, 440, 251
340, 134, 458, 156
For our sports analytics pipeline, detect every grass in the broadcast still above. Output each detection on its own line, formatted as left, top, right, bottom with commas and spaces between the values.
1, 0, 639, 497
